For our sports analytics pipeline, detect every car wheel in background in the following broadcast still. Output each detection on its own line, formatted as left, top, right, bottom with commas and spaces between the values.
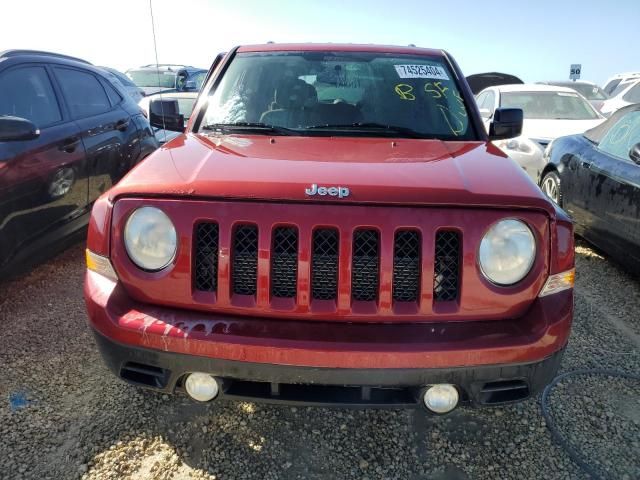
541, 171, 562, 206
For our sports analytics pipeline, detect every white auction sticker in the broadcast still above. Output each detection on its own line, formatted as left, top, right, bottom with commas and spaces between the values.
394, 64, 450, 80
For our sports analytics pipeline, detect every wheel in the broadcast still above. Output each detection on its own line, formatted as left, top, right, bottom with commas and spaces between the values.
541, 171, 562, 206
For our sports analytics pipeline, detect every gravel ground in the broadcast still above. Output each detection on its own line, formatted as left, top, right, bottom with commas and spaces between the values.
1, 240, 639, 480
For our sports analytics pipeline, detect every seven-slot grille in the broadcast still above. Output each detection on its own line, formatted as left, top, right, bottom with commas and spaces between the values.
193, 224, 460, 306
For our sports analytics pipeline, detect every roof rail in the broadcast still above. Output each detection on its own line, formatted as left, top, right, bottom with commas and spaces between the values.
0, 49, 91, 65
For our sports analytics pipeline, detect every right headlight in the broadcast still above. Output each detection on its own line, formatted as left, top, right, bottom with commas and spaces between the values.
124, 206, 178, 271
479, 219, 536, 286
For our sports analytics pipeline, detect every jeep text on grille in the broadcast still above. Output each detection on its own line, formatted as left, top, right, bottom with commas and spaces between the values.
85, 44, 574, 413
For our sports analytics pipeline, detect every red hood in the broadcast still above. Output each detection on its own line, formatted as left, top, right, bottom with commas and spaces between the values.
110, 133, 555, 215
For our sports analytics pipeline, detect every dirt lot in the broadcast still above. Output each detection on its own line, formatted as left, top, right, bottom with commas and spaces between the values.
1, 240, 639, 480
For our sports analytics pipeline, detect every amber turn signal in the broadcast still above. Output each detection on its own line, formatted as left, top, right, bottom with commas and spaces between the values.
539, 268, 575, 297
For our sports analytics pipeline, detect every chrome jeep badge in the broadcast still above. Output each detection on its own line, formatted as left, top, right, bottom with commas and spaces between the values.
305, 184, 350, 198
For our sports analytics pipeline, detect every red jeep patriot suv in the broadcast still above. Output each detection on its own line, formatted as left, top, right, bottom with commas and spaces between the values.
85, 44, 575, 412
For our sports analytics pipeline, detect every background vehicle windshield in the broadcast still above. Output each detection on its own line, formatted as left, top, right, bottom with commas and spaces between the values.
501, 91, 599, 120
609, 80, 635, 97
127, 70, 176, 88
569, 83, 608, 100
201, 51, 473, 139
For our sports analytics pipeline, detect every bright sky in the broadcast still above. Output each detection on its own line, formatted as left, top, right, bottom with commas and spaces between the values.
2, 0, 638, 86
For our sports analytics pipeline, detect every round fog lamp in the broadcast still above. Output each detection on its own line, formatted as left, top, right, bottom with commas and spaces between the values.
423, 384, 459, 413
185, 373, 219, 402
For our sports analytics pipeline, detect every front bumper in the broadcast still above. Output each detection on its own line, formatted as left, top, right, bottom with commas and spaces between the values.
85, 270, 572, 407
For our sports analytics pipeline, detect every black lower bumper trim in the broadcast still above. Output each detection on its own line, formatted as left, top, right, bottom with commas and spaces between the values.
93, 330, 564, 408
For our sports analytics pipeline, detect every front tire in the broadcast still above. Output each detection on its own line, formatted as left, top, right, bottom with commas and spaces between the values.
541, 171, 562, 206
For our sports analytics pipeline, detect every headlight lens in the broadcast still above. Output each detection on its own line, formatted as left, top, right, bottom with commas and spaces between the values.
479, 219, 536, 285
495, 136, 538, 154
124, 206, 177, 271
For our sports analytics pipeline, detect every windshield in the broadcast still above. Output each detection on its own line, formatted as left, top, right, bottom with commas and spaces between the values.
567, 83, 607, 100
610, 81, 635, 98
127, 70, 176, 88
191, 71, 207, 90
500, 91, 599, 120
200, 51, 474, 139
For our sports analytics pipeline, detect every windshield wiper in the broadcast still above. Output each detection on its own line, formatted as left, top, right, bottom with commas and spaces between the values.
201, 122, 296, 136
305, 122, 433, 139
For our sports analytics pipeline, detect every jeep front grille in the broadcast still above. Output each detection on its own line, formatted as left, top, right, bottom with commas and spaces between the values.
193, 223, 461, 310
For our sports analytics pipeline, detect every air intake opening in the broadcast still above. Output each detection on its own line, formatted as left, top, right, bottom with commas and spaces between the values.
271, 227, 298, 298
479, 380, 529, 404
393, 230, 421, 302
311, 229, 339, 300
434, 231, 460, 302
232, 225, 258, 296
352, 230, 380, 302
120, 362, 169, 389
194, 222, 219, 292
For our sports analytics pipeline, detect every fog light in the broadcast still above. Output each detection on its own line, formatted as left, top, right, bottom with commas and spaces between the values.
423, 384, 459, 413
184, 373, 219, 402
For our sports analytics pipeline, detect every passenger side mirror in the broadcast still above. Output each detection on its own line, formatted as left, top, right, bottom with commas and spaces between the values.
488, 108, 523, 141
149, 99, 185, 133
630, 143, 640, 165
0, 116, 40, 142
479, 108, 493, 120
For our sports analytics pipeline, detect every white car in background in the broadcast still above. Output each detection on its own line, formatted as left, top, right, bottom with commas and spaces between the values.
475, 84, 605, 182
603, 72, 640, 96
599, 79, 640, 117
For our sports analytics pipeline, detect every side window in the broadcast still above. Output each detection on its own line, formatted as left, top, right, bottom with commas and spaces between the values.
475, 92, 487, 109
54, 67, 111, 118
623, 83, 640, 103
102, 79, 123, 106
0, 66, 62, 128
483, 91, 495, 111
598, 111, 640, 162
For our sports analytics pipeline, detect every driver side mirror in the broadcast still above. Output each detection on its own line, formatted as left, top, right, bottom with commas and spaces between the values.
149, 99, 185, 133
630, 143, 640, 165
0, 116, 40, 142
488, 108, 523, 141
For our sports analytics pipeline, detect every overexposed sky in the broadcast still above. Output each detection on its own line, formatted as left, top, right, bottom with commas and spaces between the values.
2, 0, 638, 85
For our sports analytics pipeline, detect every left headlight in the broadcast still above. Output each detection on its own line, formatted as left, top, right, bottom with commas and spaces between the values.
494, 136, 539, 154
124, 206, 177, 271
479, 219, 536, 286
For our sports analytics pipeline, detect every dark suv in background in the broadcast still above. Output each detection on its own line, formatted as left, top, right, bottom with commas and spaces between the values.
0, 50, 158, 279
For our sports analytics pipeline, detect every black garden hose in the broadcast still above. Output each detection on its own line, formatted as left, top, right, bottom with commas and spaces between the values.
541, 369, 640, 480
